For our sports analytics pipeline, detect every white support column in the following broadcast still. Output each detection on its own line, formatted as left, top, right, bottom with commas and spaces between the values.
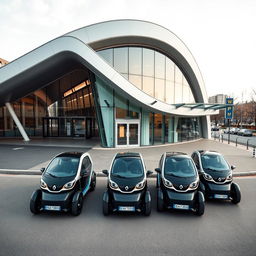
5, 102, 30, 141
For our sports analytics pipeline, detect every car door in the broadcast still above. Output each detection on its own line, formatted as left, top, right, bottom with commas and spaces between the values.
80, 156, 92, 189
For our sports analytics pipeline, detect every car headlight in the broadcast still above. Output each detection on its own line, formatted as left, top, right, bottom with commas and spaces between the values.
203, 173, 213, 181
40, 179, 47, 189
226, 174, 233, 181
135, 180, 146, 190
109, 180, 119, 190
63, 180, 76, 190
189, 180, 199, 189
163, 178, 173, 188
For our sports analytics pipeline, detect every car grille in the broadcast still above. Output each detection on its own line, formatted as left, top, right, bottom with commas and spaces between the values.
48, 185, 62, 192
213, 177, 226, 183
173, 184, 189, 191
119, 185, 135, 192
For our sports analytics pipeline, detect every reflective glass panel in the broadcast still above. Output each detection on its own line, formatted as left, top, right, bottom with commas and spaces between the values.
143, 48, 154, 77
98, 49, 113, 66
129, 47, 142, 75
155, 52, 165, 79
129, 74, 142, 89
143, 76, 154, 97
114, 48, 128, 74
155, 78, 165, 101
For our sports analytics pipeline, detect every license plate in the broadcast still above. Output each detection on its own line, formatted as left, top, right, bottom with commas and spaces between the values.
214, 194, 228, 199
44, 205, 61, 211
118, 206, 135, 212
173, 204, 189, 210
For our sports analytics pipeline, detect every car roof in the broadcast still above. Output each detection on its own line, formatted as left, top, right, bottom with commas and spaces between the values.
197, 150, 220, 156
165, 152, 189, 158
115, 152, 141, 158
56, 152, 84, 158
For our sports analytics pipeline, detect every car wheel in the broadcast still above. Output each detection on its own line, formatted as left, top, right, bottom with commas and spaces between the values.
231, 183, 241, 204
103, 191, 110, 216
143, 191, 151, 216
30, 189, 42, 214
199, 182, 205, 196
71, 191, 83, 216
90, 172, 96, 192
157, 188, 164, 212
195, 191, 205, 216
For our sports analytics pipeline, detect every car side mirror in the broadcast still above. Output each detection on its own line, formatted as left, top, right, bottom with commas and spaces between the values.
102, 169, 109, 176
155, 168, 161, 173
40, 167, 45, 173
231, 165, 236, 170
147, 170, 153, 177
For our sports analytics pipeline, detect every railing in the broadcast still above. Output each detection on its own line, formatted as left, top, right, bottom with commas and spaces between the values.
212, 132, 256, 153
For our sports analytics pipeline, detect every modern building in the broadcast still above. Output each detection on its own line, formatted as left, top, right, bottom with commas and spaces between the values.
0, 20, 225, 147
209, 94, 228, 104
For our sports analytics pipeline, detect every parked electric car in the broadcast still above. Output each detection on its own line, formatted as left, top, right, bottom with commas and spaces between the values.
30, 152, 96, 216
155, 152, 205, 216
191, 150, 241, 204
102, 152, 152, 216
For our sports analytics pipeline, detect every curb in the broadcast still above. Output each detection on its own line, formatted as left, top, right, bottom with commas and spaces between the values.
0, 169, 256, 177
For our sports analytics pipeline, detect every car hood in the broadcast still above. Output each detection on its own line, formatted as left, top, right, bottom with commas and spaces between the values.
203, 169, 231, 179
165, 174, 196, 191
42, 173, 76, 191
110, 175, 144, 192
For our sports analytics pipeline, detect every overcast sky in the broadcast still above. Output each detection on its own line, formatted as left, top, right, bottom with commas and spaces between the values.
0, 0, 255, 102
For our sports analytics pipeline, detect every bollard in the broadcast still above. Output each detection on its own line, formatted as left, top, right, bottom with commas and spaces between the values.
247, 139, 250, 150
236, 137, 238, 147
253, 147, 255, 158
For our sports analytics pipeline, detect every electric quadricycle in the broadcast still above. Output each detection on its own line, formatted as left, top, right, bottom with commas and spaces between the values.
155, 152, 205, 216
102, 152, 153, 216
30, 152, 96, 216
191, 150, 241, 204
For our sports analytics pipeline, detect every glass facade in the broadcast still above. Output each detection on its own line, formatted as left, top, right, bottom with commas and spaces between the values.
98, 46, 195, 104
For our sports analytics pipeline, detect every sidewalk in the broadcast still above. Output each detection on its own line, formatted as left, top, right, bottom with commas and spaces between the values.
0, 138, 255, 176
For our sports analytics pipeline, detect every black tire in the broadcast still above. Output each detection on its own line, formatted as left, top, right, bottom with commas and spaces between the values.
231, 183, 241, 204
199, 182, 205, 196
195, 191, 205, 216
143, 191, 151, 216
157, 188, 164, 212
30, 189, 42, 214
89, 172, 96, 192
71, 191, 83, 216
103, 191, 110, 216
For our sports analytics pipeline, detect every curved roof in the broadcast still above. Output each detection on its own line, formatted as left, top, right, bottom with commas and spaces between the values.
0, 19, 215, 116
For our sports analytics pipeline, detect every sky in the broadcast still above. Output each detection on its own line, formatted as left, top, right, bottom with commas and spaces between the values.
0, 0, 256, 102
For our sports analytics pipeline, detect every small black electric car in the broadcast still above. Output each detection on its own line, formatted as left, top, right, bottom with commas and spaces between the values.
102, 152, 152, 216
191, 150, 241, 204
155, 152, 205, 216
30, 152, 96, 216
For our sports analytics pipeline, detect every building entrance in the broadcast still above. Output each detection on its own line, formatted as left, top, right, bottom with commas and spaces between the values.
116, 120, 140, 147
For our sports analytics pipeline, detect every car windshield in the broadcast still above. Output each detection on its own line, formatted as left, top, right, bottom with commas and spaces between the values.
164, 157, 196, 178
45, 157, 79, 178
201, 154, 229, 171
111, 157, 144, 178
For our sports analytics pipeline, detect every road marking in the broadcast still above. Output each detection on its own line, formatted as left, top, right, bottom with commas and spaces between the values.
12, 147, 24, 150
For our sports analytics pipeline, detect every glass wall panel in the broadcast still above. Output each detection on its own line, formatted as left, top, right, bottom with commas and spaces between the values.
98, 49, 113, 66
129, 47, 142, 75
166, 80, 175, 104
155, 78, 165, 101
166, 58, 175, 81
154, 113, 163, 144
143, 76, 154, 97
155, 52, 165, 79
114, 48, 128, 74
129, 74, 142, 89
143, 48, 154, 77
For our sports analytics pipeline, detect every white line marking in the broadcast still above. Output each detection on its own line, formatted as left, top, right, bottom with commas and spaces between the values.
12, 147, 24, 150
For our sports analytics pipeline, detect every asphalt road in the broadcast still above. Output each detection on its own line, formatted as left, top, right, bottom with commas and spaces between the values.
0, 175, 255, 256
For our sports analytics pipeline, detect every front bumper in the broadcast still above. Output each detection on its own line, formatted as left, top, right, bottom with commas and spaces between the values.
204, 182, 231, 199
109, 191, 145, 212
40, 190, 75, 212
164, 190, 197, 211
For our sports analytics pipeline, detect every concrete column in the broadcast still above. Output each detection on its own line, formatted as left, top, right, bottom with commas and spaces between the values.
5, 102, 30, 141
173, 117, 179, 143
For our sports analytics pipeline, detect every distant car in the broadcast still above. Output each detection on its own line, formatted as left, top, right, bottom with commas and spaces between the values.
102, 152, 152, 216
238, 129, 253, 136
30, 152, 96, 216
230, 127, 240, 134
211, 126, 219, 131
155, 152, 205, 216
191, 150, 241, 204
223, 128, 230, 134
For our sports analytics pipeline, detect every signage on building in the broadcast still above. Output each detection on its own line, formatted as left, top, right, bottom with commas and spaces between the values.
225, 98, 233, 119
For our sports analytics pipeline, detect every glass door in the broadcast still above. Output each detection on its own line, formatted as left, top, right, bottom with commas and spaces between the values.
116, 121, 140, 147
